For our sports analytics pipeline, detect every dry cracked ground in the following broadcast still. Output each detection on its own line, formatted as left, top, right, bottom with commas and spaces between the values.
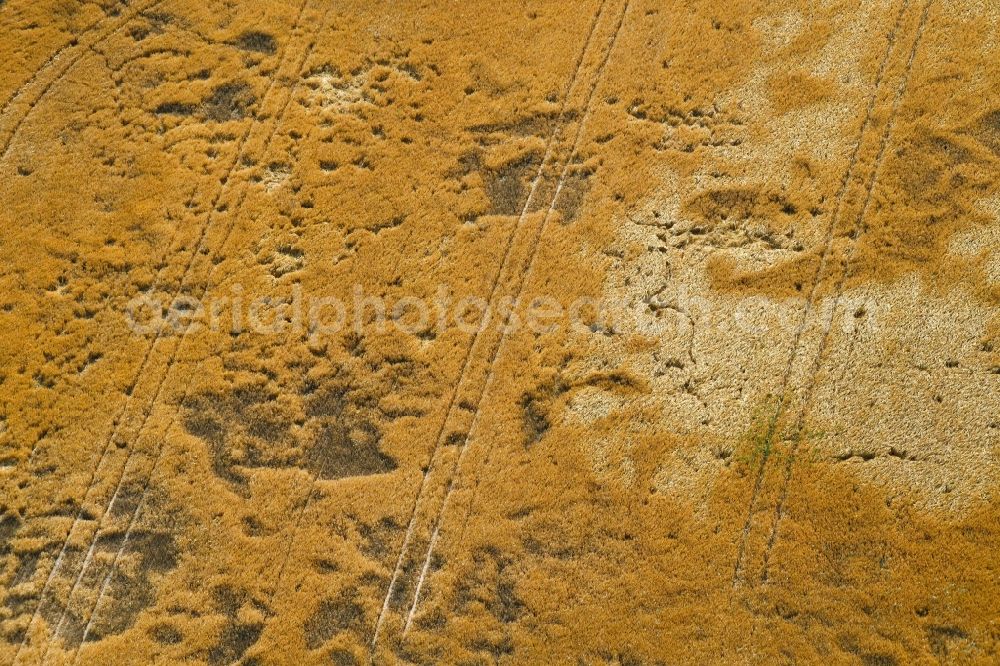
1, 0, 999, 664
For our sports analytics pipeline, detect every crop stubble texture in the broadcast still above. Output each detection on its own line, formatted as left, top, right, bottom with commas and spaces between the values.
1, 0, 998, 664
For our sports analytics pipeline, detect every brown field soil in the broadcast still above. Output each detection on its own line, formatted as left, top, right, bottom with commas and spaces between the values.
1, 0, 999, 664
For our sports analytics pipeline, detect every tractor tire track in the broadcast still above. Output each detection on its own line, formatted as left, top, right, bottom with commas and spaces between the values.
10, 2, 312, 661
402, 0, 633, 635
361, 0, 631, 651
64, 9, 331, 663
730, 0, 915, 588
758, 0, 935, 584
365, 0, 613, 655
0, 0, 167, 162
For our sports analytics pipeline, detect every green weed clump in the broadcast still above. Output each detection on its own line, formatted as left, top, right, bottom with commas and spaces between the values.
736, 395, 825, 470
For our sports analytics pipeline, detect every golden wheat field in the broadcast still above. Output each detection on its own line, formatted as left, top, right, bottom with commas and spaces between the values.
1, 0, 999, 664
